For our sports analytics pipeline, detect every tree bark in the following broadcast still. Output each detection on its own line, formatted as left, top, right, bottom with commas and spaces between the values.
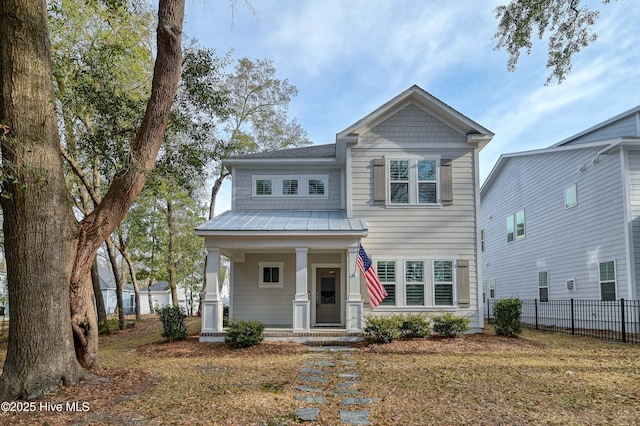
91, 255, 108, 329
0, 0, 86, 400
0, 0, 184, 399
105, 238, 125, 330
118, 237, 141, 320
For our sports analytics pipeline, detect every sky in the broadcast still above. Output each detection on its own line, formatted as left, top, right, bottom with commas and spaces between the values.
182, 0, 640, 215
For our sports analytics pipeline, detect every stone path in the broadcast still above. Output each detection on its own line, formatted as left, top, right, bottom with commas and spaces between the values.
293, 346, 378, 425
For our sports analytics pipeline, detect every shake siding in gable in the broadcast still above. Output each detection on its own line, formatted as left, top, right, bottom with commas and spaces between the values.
232, 168, 342, 210
482, 147, 629, 300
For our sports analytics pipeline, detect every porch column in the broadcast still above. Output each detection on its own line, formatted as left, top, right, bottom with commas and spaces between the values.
292, 247, 310, 332
346, 245, 363, 332
201, 247, 223, 333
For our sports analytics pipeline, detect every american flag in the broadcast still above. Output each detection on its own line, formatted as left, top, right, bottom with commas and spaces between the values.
357, 244, 387, 308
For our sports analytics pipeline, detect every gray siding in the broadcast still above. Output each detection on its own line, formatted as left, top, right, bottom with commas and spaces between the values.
563, 114, 639, 145
481, 147, 629, 301
350, 105, 481, 325
627, 150, 640, 297
233, 168, 342, 210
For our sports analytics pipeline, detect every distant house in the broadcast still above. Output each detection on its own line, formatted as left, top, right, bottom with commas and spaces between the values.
138, 281, 200, 315
98, 267, 135, 315
481, 106, 640, 303
196, 85, 494, 342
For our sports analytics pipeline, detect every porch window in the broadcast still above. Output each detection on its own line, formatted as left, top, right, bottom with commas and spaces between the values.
376, 260, 396, 306
308, 178, 326, 196
282, 179, 298, 195
405, 260, 425, 305
255, 179, 272, 196
259, 262, 284, 288
434, 260, 453, 306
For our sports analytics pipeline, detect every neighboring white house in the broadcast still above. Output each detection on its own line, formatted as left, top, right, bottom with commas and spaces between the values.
481, 105, 640, 303
98, 266, 136, 315
196, 85, 494, 341
138, 281, 201, 316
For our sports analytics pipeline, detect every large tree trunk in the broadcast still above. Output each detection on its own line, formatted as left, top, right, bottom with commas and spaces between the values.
0, 0, 86, 400
166, 198, 179, 308
0, 0, 184, 399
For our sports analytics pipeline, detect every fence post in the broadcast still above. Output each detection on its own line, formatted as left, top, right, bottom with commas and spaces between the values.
621, 299, 626, 343
571, 298, 575, 335
534, 299, 538, 330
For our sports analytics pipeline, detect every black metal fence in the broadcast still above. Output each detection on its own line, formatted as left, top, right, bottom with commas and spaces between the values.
486, 299, 640, 345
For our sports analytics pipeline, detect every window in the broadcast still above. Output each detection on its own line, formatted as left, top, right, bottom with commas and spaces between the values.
417, 160, 437, 203
259, 262, 284, 288
506, 215, 514, 243
253, 176, 328, 198
434, 260, 453, 306
565, 184, 577, 209
405, 260, 425, 306
377, 261, 396, 306
388, 158, 439, 205
481, 229, 485, 252
538, 271, 549, 302
516, 209, 525, 239
483, 278, 496, 303
282, 179, 298, 195
599, 261, 616, 301
255, 179, 272, 196
308, 179, 325, 196
389, 160, 409, 203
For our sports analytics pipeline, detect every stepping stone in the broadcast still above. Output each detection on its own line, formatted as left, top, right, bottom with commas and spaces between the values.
340, 360, 355, 366
297, 385, 323, 393
340, 410, 372, 425
296, 407, 320, 422
300, 375, 328, 383
303, 361, 335, 367
333, 389, 363, 395
337, 381, 359, 388
342, 397, 379, 405
295, 395, 329, 404
339, 373, 360, 379
300, 367, 329, 375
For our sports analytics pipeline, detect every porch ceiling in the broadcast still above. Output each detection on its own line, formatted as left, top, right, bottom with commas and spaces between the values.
196, 210, 368, 236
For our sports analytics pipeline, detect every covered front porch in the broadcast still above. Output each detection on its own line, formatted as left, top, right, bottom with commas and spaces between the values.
195, 210, 368, 342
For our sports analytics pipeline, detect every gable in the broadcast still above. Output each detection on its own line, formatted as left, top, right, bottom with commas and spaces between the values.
554, 106, 640, 147
360, 104, 466, 146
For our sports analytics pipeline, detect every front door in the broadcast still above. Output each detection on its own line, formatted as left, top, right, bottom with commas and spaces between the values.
315, 268, 341, 325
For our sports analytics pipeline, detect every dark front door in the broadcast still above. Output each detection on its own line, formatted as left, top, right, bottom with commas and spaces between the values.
316, 268, 340, 324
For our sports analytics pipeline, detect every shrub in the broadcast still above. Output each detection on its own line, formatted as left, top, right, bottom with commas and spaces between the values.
493, 297, 523, 337
400, 313, 431, 338
225, 319, 265, 348
431, 312, 470, 338
157, 305, 187, 342
363, 314, 404, 343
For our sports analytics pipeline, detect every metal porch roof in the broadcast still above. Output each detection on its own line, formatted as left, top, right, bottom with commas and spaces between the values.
196, 210, 367, 234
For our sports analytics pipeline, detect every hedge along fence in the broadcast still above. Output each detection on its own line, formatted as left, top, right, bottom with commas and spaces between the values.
486, 298, 640, 344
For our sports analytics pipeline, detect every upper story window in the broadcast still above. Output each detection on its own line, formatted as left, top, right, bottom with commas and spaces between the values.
506, 209, 525, 242
253, 175, 328, 198
506, 215, 514, 242
388, 158, 439, 205
516, 209, 525, 239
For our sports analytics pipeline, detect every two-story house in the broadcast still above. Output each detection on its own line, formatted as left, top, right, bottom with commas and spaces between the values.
481, 106, 640, 304
197, 85, 493, 342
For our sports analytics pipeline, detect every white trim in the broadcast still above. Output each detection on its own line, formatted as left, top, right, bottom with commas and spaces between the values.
621, 148, 636, 299
258, 262, 284, 288
346, 147, 352, 217
474, 147, 484, 327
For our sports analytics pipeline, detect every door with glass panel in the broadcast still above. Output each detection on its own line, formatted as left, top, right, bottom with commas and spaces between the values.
315, 268, 340, 324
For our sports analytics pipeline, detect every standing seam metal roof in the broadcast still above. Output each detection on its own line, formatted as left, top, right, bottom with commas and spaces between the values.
196, 210, 367, 233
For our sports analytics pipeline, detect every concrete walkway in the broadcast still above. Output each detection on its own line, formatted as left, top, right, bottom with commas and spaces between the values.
293, 346, 378, 425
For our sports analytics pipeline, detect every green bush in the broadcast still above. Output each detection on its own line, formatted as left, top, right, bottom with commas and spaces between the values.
493, 297, 523, 337
225, 319, 265, 348
157, 305, 187, 342
400, 313, 431, 338
363, 314, 404, 343
431, 312, 470, 338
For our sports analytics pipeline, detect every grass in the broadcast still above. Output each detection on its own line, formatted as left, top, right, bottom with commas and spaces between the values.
1, 317, 639, 425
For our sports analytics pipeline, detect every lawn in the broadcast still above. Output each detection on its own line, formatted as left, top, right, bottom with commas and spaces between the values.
1, 316, 639, 425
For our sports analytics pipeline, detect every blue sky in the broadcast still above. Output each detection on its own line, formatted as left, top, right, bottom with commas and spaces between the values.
183, 0, 640, 215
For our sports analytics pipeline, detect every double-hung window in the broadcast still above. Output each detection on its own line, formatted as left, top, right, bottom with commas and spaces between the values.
405, 260, 425, 305
376, 261, 396, 306
599, 261, 616, 301
388, 158, 439, 205
434, 260, 454, 306
538, 271, 549, 302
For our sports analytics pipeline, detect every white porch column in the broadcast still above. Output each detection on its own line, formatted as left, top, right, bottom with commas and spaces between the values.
346, 245, 363, 332
201, 247, 223, 333
292, 247, 310, 332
